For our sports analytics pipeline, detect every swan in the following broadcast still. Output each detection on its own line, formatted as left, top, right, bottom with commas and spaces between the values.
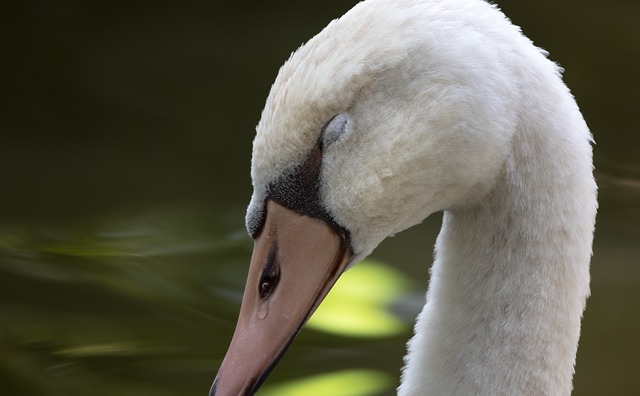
211, 0, 597, 395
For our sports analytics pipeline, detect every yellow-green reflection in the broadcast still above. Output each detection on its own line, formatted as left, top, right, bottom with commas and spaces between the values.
55, 342, 136, 357
307, 259, 410, 337
259, 369, 393, 396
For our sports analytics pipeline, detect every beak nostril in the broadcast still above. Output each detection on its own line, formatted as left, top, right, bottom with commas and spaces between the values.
258, 245, 280, 300
259, 280, 273, 297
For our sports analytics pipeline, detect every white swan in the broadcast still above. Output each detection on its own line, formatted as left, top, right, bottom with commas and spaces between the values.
212, 0, 597, 395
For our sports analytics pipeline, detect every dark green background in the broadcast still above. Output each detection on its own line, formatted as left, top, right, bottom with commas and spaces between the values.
2, 0, 639, 395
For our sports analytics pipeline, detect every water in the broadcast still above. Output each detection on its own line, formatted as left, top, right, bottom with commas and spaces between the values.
2, 0, 639, 395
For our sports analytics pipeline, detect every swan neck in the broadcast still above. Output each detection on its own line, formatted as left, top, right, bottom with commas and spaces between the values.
399, 115, 596, 395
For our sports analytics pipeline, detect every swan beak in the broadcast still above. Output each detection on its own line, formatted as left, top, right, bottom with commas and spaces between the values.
211, 200, 353, 396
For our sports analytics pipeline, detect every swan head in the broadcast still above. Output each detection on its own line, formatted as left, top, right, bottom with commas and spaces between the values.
212, 1, 528, 394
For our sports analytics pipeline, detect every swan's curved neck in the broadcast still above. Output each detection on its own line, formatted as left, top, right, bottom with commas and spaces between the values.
399, 89, 595, 395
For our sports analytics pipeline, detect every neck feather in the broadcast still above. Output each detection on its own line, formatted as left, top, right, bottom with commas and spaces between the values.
398, 88, 596, 395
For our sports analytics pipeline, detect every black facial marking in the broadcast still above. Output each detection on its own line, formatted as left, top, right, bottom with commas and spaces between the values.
269, 140, 322, 213
258, 245, 280, 300
266, 139, 347, 234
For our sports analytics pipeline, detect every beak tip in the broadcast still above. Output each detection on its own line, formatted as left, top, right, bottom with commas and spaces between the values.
209, 376, 218, 396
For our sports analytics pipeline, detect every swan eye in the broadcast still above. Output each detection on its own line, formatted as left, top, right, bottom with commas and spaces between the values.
322, 113, 351, 146
258, 246, 280, 300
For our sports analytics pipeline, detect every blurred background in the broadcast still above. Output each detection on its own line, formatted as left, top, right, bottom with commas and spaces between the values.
2, 0, 639, 395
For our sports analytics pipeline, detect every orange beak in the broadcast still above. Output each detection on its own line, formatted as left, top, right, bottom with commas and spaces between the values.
211, 200, 353, 396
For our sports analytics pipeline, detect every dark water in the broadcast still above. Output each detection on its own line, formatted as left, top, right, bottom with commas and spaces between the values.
2, 0, 639, 395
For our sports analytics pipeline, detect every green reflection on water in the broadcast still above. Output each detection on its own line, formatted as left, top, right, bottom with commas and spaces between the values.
308, 260, 410, 338
260, 369, 393, 396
